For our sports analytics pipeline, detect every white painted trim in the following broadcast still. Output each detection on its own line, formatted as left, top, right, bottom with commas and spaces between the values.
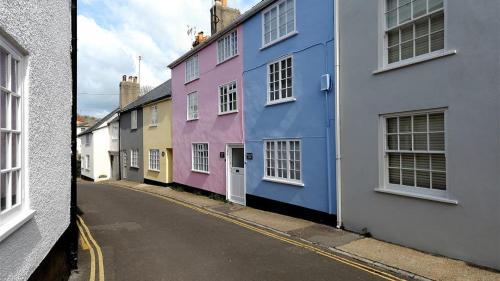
266, 55, 294, 105
374, 187, 458, 204
262, 139, 303, 186
216, 30, 238, 65
374, 49, 456, 74
226, 144, 246, 205
260, 31, 299, 51
262, 177, 304, 187
0, 208, 35, 243
184, 54, 199, 84
191, 142, 209, 173
217, 80, 238, 115
261, 0, 297, 48
186, 91, 199, 121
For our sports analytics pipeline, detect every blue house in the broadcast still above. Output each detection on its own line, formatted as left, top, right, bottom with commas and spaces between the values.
243, 0, 336, 222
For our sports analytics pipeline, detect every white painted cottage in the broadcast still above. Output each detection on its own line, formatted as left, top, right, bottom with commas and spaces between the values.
0, 0, 74, 280
79, 108, 120, 182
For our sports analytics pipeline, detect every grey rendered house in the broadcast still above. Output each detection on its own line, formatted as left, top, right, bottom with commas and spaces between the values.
0, 0, 75, 279
119, 76, 144, 182
338, 0, 499, 270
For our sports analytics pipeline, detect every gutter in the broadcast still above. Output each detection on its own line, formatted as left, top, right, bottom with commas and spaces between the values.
334, 0, 342, 229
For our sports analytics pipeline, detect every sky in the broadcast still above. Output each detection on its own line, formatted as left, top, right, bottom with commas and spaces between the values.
77, 0, 256, 117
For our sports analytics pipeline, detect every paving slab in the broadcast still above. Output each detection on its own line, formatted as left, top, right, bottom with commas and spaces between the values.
229, 208, 315, 232
338, 238, 500, 281
288, 224, 362, 248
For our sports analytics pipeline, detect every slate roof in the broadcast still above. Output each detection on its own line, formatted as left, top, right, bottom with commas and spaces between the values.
167, 0, 276, 68
77, 108, 120, 137
121, 79, 172, 113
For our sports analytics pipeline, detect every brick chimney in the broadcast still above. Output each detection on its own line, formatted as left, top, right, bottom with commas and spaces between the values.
192, 31, 208, 48
210, 0, 240, 35
119, 75, 140, 109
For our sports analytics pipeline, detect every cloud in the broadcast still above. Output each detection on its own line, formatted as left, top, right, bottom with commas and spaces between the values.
78, 0, 256, 117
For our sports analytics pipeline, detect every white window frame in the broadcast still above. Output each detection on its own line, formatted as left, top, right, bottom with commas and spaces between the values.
382, 0, 448, 68
131, 110, 138, 130
217, 30, 238, 64
148, 149, 160, 171
150, 105, 158, 126
185, 55, 199, 84
191, 143, 209, 173
130, 149, 139, 168
111, 123, 118, 140
377, 108, 455, 203
85, 134, 92, 146
267, 55, 294, 105
0, 34, 34, 241
263, 139, 303, 186
218, 81, 238, 115
261, 0, 297, 48
187, 91, 198, 121
84, 155, 90, 170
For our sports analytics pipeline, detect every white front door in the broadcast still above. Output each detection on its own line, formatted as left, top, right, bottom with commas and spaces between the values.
227, 145, 245, 205
121, 151, 128, 179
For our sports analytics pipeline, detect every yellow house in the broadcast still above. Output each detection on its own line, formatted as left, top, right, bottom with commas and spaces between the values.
142, 80, 173, 185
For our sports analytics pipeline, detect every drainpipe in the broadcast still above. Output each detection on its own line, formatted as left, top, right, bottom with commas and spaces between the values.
334, 0, 342, 229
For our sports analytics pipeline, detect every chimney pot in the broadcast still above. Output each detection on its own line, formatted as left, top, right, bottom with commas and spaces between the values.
133, 76, 137, 83
122, 75, 126, 81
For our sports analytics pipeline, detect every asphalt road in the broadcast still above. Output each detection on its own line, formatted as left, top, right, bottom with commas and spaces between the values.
77, 182, 399, 281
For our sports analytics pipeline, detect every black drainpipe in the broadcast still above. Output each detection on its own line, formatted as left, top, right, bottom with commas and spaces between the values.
69, 0, 78, 270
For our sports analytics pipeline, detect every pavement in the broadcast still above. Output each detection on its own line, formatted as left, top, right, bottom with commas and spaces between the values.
73, 180, 500, 281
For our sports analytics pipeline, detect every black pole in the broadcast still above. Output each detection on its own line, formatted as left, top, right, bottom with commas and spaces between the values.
69, 0, 78, 270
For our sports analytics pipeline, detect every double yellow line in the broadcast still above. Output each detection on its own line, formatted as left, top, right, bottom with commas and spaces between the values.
77, 215, 105, 281
115, 185, 405, 281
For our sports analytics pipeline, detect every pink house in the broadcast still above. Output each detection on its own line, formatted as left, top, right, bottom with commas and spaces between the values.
168, 23, 246, 205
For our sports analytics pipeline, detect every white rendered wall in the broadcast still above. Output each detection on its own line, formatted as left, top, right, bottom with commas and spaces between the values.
0, 1, 72, 280
92, 127, 112, 181
80, 135, 94, 179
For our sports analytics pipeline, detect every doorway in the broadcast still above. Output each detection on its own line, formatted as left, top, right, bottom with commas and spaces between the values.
121, 151, 128, 179
227, 144, 245, 205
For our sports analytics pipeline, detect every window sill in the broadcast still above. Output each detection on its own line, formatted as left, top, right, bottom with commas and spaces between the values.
192, 170, 209, 175
149, 124, 158, 128
130, 166, 139, 169
187, 118, 199, 122
265, 97, 296, 107
260, 31, 299, 51
148, 169, 160, 172
0, 209, 35, 243
216, 54, 239, 66
374, 187, 458, 205
373, 49, 457, 74
184, 77, 199, 85
262, 177, 304, 187
218, 110, 238, 116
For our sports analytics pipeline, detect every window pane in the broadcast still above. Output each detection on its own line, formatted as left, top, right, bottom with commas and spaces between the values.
11, 133, 18, 168
432, 172, 446, 190
430, 30, 444, 52
388, 30, 399, 47
389, 168, 400, 184
388, 46, 400, 63
1, 132, 7, 170
401, 153, 414, 168
399, 134, 412, 150
11, 170, 17, 205
0, 50, 7, 88
416, 170, 430, 188
1, 173, 6, 211
387, 118, 398, 133
415, 36, 430, 56
1, 91, 7, 128
431, 154, 446, 171
428, 0, 443, 12
386, 10, 397, 28
412, 0, 426, 17
429, 113, 444, 131
400, 26, 413, 42
429, 133, 444, 150
413, 133, 427, 150
413, 115, 427, 132
398, 2, 411, 24
401, 41, 414, 60
386, 0, 397, 12
388, 153, 400, 167
399, 116, 411, 132
11, 96, 18, 130
416, 154, 430, 169
402, 169, 415, 186
387, 135, 398, 150
11, 59, 18, 93
415, 19, 429, 38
